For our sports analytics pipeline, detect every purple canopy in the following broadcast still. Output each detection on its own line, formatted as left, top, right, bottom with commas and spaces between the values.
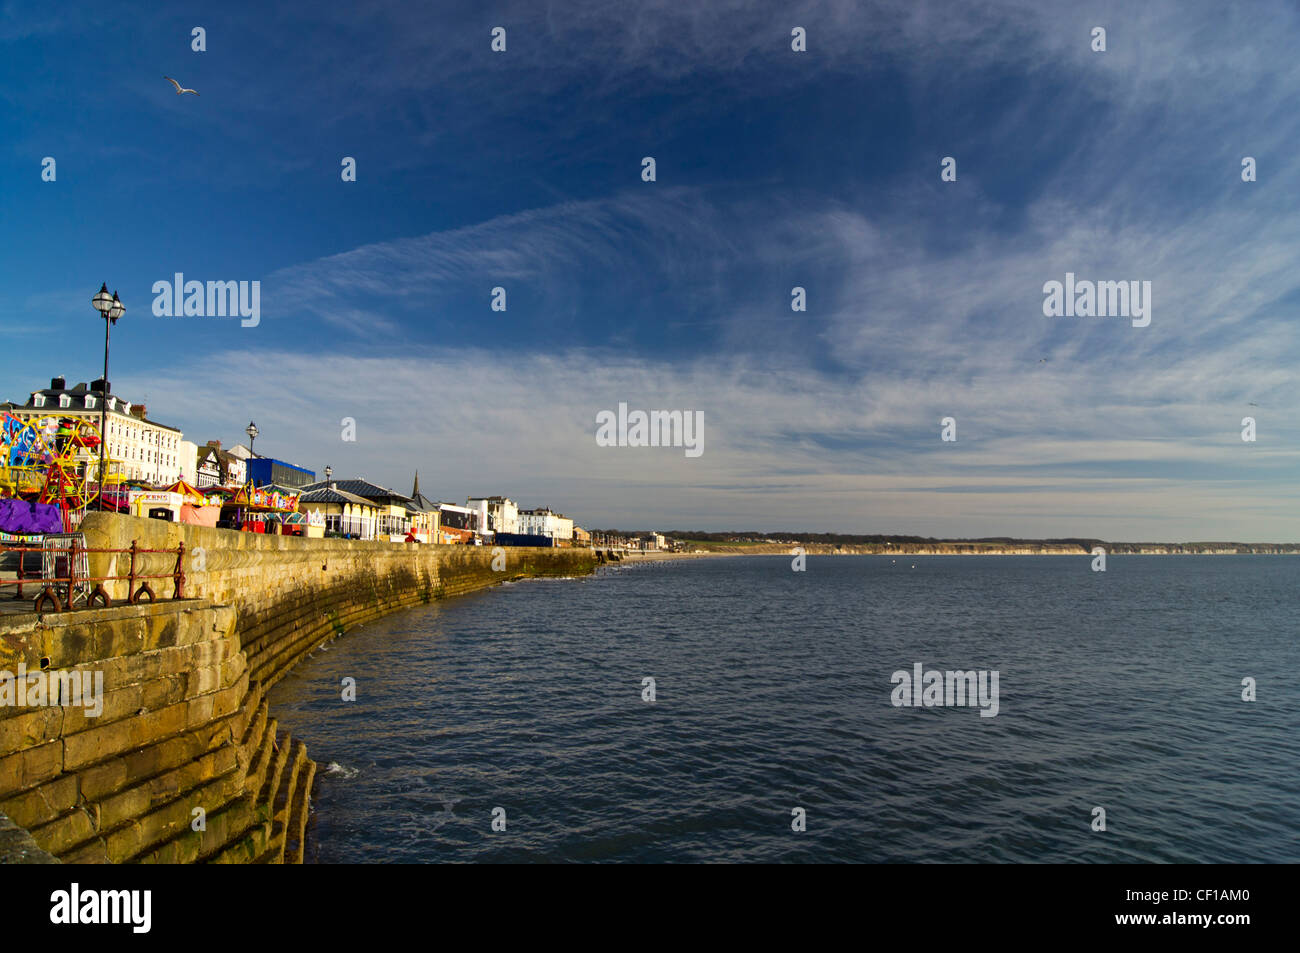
0, 498, 64, 534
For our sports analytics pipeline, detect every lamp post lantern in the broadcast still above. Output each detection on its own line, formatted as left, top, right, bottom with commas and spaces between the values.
245, 421, 259, 457
91, 284, 124, 510
324, 465, 332, 482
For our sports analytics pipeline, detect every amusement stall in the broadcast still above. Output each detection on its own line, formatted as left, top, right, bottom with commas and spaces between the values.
220, 483, 302, 534
128, 480, 224, 526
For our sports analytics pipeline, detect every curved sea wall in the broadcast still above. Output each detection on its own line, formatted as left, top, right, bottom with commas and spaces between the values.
78, 513, 596, 692
0, 513, 596, 863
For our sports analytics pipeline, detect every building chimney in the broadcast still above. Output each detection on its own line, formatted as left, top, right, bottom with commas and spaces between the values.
91, 378, 110, 395
131, 404, 147, 419
207, 439, 221, 448
51, 376, 66, 390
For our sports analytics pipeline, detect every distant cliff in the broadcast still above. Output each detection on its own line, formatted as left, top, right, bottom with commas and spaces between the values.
682, 539, 1300, 555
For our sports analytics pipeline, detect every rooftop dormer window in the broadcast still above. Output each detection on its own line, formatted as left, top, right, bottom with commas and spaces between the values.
85, 396, 97, 409
59, 395, 71, 408
32, 394, 45, 407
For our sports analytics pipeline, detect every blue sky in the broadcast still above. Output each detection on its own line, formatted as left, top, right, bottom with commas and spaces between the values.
3, 0, 1300, 539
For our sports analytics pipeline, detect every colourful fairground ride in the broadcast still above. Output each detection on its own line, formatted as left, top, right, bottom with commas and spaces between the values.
0, 412, 125, 531
219, 481, 303, 534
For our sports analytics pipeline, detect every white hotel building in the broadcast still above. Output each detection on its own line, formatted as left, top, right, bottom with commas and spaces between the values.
12, 377, 185, 484
517, 507, 574, 541
467, 496, 520, 535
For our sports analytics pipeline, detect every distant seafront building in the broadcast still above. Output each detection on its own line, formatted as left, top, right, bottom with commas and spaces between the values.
245, 454, 315, 490
555, 513, 574, 542
405, 472, 441, 543
517, 507, 574, 541
436, 502, 479, 544
177, 440, 198, 484
195, 447, 219, 486
467, 496, 519, 535
300, 478, 412, 539
8, 376, 184, 483
195, 440, 248, 487
298, 483, 380, 539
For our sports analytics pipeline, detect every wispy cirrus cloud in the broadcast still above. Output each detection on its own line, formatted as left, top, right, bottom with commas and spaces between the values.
121, 335, 1300, 540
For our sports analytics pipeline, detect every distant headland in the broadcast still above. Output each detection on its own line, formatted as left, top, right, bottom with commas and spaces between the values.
633, 532, 1300, 556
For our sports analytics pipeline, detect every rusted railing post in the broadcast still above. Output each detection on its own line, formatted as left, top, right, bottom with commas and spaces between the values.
14, 545, 24, 600
128, 540, 137, 603
174, 541, 185, 599
65, 536, 77, 612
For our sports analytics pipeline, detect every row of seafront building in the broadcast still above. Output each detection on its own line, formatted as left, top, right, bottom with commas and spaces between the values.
1, 375, 672, 549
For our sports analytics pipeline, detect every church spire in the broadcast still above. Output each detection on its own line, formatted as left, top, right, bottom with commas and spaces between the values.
412, 470, 420, 499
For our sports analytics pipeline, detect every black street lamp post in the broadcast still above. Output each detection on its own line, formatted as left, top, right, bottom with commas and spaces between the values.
91, 284, 124, 511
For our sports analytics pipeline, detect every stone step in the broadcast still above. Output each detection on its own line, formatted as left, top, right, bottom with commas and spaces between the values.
200, 796, 273, 864
245, 582, 432, 689
57, 767, 246, 864
42, 689, 265, 862
273, 739, 307, 819
210, 734, 309, 865
284, 756, 317, 865
0, 680, 245, 809
235, 697, 269, 770
246, 611, 340, 686
241, 716, 278, 809
54, 691, 283, 863
24, 728, 244, 859
246, 597, 387, 688
250, 740, 309, 865
134, 791, 255, 864
256, 727, 291, 810
238, 586, 349, 655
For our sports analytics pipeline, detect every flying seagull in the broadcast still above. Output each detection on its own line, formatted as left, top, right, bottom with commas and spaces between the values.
164, 76, 199, 96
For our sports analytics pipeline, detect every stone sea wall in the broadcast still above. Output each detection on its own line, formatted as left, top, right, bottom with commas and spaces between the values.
0, 513, 596, 863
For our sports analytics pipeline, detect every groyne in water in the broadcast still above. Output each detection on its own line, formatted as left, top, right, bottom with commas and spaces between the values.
0, 512, 596, 863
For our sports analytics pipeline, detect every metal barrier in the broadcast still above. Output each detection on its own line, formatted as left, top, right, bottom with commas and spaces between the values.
2, 538, 186, 613
42, 533, 90, 609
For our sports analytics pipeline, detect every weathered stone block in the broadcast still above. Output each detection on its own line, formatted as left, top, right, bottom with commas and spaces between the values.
31, 805, 96, 855
0, 773, 79, 829
0, 706, 63, 754
0, 740, 63, 798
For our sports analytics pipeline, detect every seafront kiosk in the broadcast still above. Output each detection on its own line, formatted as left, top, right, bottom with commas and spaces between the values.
167, 479, 223, 527
221, 482, 301, 534
128, 488, 185, 522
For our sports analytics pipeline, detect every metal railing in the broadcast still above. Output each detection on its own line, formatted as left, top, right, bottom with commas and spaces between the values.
1, 537, 186, 613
